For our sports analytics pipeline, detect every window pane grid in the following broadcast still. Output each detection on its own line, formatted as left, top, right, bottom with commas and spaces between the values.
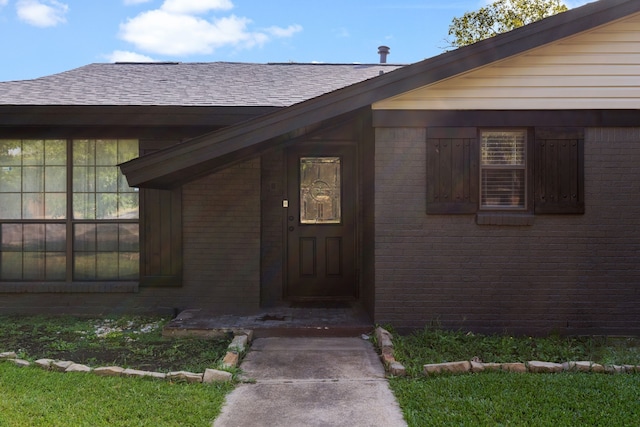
0, 223, 66, 281
1, 139, 139, 283
73, 139, 139, 220
0, 139, 67, 220
73, 223, 139, 280
481, 131, 527, 210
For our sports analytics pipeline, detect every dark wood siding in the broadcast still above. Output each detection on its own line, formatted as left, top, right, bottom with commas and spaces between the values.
140, 188, 182, 287
139, 141, 183, 287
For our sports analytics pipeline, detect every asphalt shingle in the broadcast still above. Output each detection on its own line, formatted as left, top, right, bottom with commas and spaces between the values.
0, 62, 404, 107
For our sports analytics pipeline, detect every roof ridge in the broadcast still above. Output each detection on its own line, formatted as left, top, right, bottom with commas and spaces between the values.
114, 61, 181, 65
103, 62, 405, 66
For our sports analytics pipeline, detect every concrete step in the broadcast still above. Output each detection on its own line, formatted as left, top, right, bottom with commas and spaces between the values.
162, 307, 373, 339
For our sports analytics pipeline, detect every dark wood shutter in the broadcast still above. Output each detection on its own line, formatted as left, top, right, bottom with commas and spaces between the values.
534, 128, 585, 214
426, 127, 478, 214
138, 141, 183, 287
140, 187, 182, 286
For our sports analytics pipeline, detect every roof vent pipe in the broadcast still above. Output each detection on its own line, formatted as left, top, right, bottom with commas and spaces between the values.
378, 46, 390, 63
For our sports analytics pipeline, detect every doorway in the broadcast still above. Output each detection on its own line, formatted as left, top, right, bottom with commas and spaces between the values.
285, 144, 358, 300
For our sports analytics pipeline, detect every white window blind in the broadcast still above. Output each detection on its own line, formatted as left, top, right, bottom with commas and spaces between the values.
481, 131, 526, 209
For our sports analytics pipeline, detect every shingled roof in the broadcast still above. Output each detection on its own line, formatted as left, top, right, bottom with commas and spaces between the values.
0, 62, 403, 107
120, 0, 640, 189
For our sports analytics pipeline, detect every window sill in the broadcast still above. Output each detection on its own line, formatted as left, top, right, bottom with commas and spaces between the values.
0, 282, 139, 293
476, 212, 535, 226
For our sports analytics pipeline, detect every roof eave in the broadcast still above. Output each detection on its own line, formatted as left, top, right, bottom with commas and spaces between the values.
121, 0, 640, 189
0, 105, 281, 127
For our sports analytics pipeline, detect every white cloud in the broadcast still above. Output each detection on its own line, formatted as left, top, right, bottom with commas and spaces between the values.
121, 11, 268, 55
0, 0, 8, 7
119, 3, 302, 57
264, 24, 302, 38
160, 0, 233, 14
105, 50, 156, 63
16, 0, 68, 27
124, 0, 153, 5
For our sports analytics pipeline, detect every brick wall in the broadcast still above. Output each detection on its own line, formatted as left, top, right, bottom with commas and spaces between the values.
181, 158, 261, 313
374, 127, 640, 335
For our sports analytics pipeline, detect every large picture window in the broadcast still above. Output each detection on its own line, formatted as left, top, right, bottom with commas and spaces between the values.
0, 139, 139, 282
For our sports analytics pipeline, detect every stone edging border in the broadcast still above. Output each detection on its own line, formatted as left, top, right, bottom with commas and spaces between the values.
424, 359, 640, 375
373, 327, 640, 377
0, 330, 253, 384
374, 327, 406, 376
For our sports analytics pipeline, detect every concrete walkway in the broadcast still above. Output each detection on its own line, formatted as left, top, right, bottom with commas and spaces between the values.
213, 337, 407, 427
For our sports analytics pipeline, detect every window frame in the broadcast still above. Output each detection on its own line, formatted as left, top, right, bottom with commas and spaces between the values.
0, 138, 140, 285
478, 128, 535, 214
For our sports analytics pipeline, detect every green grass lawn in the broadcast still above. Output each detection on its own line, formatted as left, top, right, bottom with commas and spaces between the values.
388, 327, 640, 427
391, 373, 640, 427
2, 317, 639, 426
0, 363, 233, 427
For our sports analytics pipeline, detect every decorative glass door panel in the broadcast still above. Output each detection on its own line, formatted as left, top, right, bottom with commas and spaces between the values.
300, 157, 341, 224
287, 146, 356, 300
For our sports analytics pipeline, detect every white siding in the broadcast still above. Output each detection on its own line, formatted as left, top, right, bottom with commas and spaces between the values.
373, 13, 640, 110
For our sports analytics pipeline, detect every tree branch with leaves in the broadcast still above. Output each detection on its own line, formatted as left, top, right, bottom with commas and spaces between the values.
447, 0, 569, 48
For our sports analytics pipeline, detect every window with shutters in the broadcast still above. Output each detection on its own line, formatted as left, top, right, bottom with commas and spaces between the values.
426, 127, 584, 220
480, 130, 527, 210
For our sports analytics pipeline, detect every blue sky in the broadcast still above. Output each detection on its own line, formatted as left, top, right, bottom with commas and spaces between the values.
0, 0, 592, 82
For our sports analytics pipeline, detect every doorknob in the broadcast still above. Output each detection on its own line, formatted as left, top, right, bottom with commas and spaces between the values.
288, 226, 294, 232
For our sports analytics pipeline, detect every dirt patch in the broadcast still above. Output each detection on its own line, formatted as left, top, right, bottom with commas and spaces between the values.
0, 316, 230, 373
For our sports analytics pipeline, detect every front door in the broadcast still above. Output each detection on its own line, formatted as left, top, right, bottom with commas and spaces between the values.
285, 144, 357, 300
